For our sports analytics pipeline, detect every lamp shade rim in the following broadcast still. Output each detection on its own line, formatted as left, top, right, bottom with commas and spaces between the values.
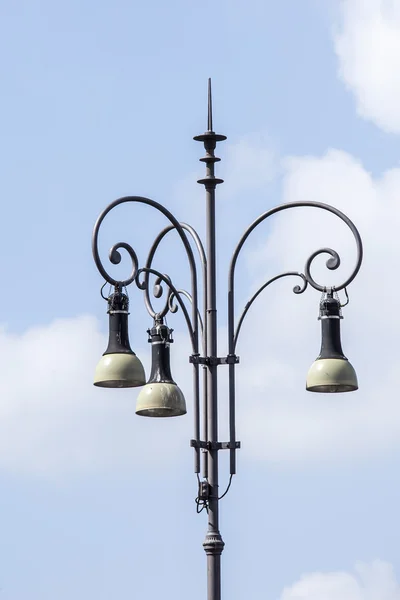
307, 383, 358, 393
136, 407, 186, 417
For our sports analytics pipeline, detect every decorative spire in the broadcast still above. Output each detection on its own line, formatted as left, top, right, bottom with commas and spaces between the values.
207, 77, 213, 132
194, 79, 227, 188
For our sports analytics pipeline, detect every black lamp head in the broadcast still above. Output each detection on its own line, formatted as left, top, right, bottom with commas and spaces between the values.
136, 317, 186, 417
306, 290, 358, 393
94, 286, 146, 388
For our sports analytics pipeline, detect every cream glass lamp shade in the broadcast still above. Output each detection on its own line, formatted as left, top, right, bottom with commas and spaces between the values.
306, 357, 358, 393
136, 319, 186, 417
306, 292, 358, 393
94, 352, 145, 388
136, 382, 186, 417
94, 289, 146, 388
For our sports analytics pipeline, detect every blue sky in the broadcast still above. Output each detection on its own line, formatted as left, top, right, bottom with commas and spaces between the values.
1, 0, 400, 598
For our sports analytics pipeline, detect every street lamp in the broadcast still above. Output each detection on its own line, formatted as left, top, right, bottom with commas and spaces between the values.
92, 80, 363, 600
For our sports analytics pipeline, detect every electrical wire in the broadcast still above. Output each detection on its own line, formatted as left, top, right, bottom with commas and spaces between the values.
218, 474, 233, 500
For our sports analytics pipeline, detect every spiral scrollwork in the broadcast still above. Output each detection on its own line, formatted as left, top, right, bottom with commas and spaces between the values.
136, 269, 175, 320
92, 195, 201, 355
234, 272, 308, 349
105, 242, 139, 287
304, 247, 341, 291
142, 221, 207, 351
153, 276, 165, 300
136, 267, 196, 349
292, 274, 308, 295
168, 289, 205, 337
229, 201, 363, 352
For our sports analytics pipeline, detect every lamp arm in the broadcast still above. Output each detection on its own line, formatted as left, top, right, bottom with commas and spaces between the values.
228, 201, 363, 353
92, 196, 200, 350
135, 268, 196, 349
233, 272, 308, 351
92, 197, 204, 474
226, 201, 363, 475
141, 222, 207, 474
168, 290, 204, 343
143, 221, 207, 353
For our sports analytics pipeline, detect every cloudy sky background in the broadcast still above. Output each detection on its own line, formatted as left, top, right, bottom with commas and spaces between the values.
1, 0, 400, 598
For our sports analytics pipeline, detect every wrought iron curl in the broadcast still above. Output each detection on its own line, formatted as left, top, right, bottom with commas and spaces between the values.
226, 201, 363, 476
168, 291, 180, 313
292, 274, 308, 295
168, 289, 205, 339
92, 196, 204, 476
142, 222, 206, 333
136, 267, 196, 349
100, 241, 139, 288
234, 272, 307, 350
92, 195, 200, 352
304, 247, 341, 291
136, 269, 175, 320
229, 200, 363, 354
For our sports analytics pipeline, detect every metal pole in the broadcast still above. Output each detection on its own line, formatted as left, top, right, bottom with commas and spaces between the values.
194, 78, 226, 600
204, 168, 223, 600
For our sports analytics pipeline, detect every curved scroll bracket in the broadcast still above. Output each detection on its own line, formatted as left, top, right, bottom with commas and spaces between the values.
169, 289, 205, 339
92, 196, 204, 474
228, 201, 363, 353
226, 201, 363, 476
136, 267, 197, 352
92, 195, 200, 352
234, 272, 307, 351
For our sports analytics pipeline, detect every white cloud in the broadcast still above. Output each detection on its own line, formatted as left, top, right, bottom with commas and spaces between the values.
0, 315, 191, 477
334, 0, 400, 132
280, 561, 400, 599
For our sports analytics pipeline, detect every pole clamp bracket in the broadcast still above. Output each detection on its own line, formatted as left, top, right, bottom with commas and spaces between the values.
190, 440, 241, 450
189, 354, 239, 366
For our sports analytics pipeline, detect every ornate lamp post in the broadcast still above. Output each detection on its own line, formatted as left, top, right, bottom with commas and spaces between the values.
92, 80, 363, 600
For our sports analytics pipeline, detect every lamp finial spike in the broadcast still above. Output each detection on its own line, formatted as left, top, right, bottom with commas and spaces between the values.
207, 78, 213, 132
